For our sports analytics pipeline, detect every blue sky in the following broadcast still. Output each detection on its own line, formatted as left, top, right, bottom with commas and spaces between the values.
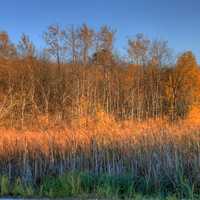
1, 0, 200, 61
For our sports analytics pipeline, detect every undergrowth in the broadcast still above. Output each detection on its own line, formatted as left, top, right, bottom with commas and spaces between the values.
0, 172, 198, 199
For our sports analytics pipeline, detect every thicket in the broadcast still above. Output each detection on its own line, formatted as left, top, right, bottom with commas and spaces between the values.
0, 25, 200, 128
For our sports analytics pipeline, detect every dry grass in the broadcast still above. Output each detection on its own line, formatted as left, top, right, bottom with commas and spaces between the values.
0, 110, 199, 195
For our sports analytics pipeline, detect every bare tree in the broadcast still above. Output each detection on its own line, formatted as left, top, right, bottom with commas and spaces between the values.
44, 24, 67, 71
79, 24, 94, 65
149, 39, 171, 67
92, 26, 116, 67
63, 25, 80, 64
128, 33, 150, 65
97, 25, 115, 52
17, 34, 35, 58
0, 31, 16, 59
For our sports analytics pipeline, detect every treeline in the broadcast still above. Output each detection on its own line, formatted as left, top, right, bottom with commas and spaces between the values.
0, 24, 200, 128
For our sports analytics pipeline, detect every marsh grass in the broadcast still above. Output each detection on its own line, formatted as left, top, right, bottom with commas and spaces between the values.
0, 114, 200, 198
0, 172, 195, 199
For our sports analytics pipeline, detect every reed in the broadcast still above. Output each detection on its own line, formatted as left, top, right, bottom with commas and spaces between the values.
0, 111, 199, 198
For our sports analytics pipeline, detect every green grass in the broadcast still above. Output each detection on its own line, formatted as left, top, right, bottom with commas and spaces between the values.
0, 175, 9, 196
0, 171, 198, 199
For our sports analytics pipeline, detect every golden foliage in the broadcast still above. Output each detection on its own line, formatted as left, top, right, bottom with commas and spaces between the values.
0, 112, 200, 184
186, 105, 200, 125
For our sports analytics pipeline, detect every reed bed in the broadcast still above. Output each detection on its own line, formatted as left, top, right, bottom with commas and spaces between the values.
0, 112, 200, 197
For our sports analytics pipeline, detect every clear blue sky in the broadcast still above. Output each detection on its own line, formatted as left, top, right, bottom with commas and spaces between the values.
1, 0, 200, 62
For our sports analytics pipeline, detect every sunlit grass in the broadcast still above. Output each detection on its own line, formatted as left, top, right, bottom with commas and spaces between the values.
0, 111, 200, 198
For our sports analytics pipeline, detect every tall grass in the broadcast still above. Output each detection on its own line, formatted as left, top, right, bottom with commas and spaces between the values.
0, 172, 184, 199
0, 111, 200, 198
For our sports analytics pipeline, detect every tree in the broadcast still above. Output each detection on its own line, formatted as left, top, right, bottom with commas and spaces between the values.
149, 39, 171, 67
128, 33, 150, 65
0, 31, 16, 59
79, 24, 94, 65
44, 24, 66, 70
17, 34, 35, 58
93, 26, 115, 66
176, 51, 200, 109
63, 25, 80, 64
96, 26, 115, 53
92, 49, 114, 66
126, 34, 150, 119
164, 51, 200, 120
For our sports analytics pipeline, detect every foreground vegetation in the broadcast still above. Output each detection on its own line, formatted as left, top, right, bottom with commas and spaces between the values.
0, 171, 198, 199
0, 114, 199, 199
